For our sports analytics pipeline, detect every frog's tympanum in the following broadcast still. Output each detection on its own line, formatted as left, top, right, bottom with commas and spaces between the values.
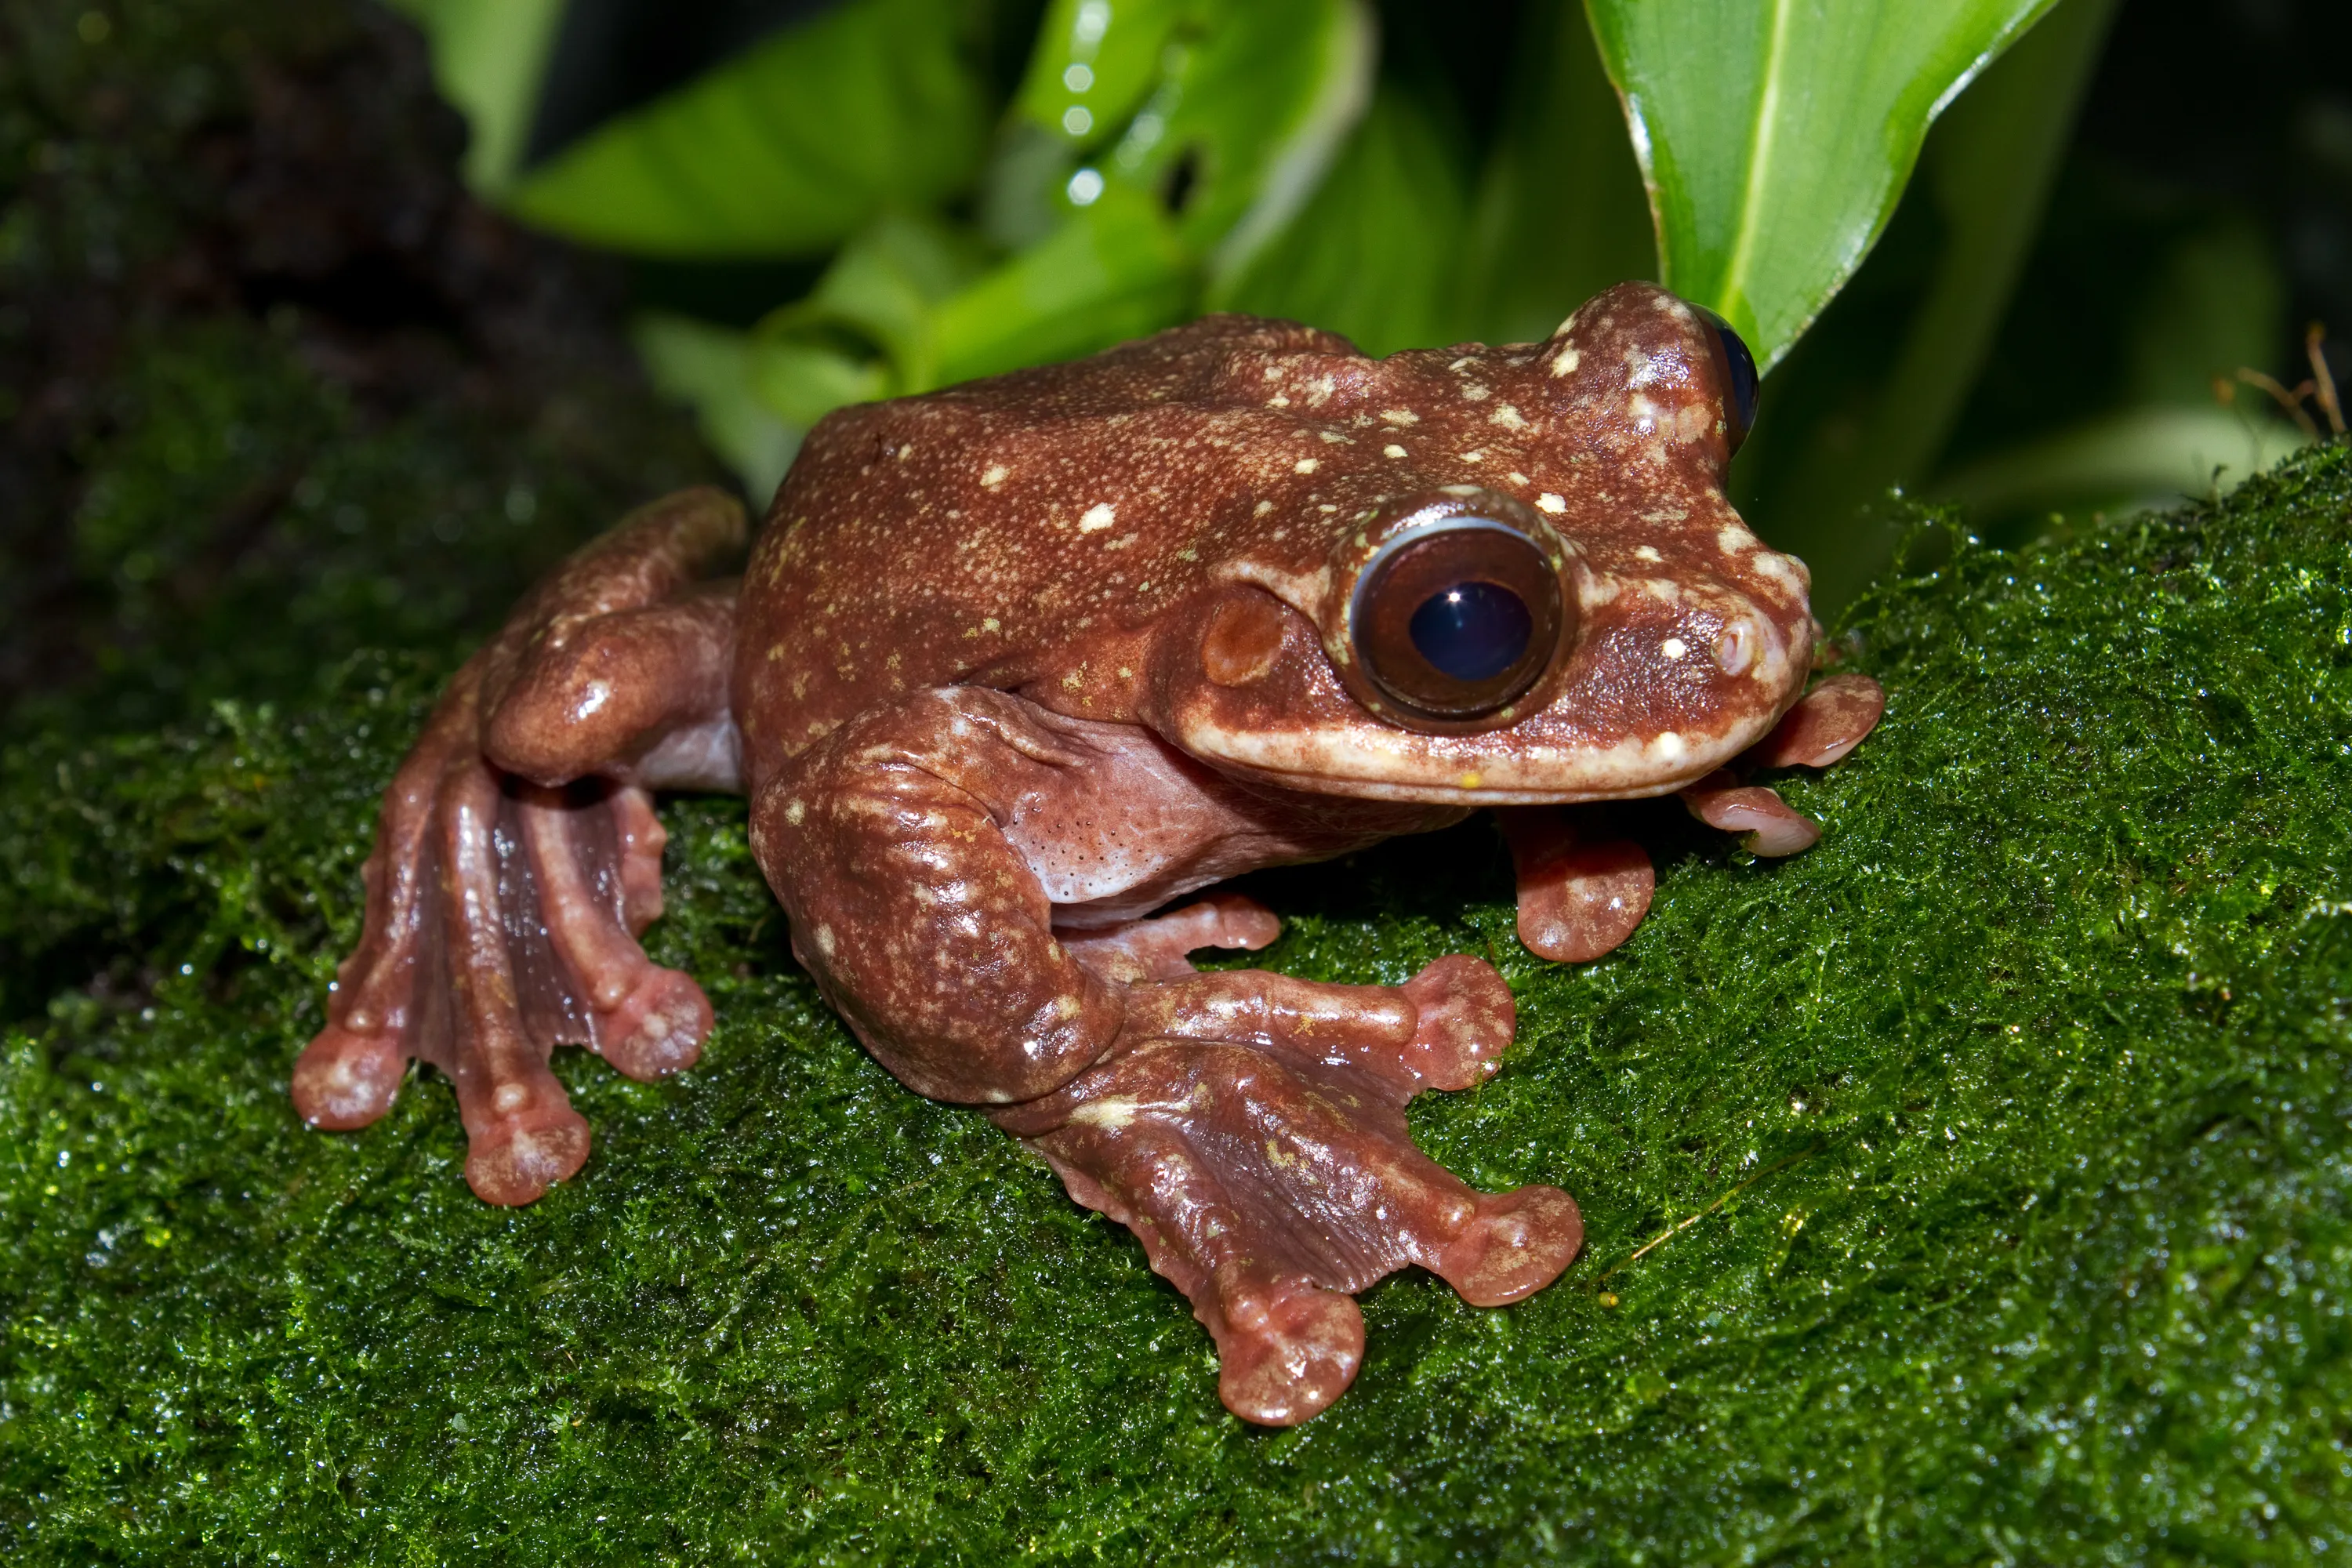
296, 284, 1882, 1425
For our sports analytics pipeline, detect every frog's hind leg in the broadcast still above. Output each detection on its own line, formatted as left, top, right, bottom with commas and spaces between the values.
1057, 893, 1284, 982
994, 975, 1582, 1424
293, 488, 745, 1204
757, 686, 1581, 1422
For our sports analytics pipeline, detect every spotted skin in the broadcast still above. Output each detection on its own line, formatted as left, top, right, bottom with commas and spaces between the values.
300, 283, 1882, 1425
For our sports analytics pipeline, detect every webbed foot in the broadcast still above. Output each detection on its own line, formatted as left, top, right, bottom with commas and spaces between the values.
993, 954, 1581, 1425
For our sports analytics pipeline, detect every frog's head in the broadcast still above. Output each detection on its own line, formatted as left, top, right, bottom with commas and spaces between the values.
1145, 281, 1815, 804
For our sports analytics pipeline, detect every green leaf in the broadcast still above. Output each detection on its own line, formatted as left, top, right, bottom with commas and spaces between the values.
1730, 0, 2117, 608
738, 1, 1367, 430
503, 0, 993, 258
742, 191, 1191, 426
382, 0, 567, 192
1214, 82, 1468, 356
993, 0, 1375, 278
1587, 0, 2062, 371
633, 313, 801, 503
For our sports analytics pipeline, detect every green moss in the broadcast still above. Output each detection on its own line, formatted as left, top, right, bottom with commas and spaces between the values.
4, 444, 2351, 1563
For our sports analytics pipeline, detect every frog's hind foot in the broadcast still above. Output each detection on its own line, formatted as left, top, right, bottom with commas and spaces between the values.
994, 956, 1581, 1425
294, 712, 713, 1203
296, 489, 744, 1204
1057, 893, 1283, 983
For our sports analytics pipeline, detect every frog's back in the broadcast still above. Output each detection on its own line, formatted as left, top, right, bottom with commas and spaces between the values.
733, 314, 1374, 764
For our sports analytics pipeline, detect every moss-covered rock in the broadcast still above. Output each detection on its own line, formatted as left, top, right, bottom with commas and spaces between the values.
3, 442, 2347, 1563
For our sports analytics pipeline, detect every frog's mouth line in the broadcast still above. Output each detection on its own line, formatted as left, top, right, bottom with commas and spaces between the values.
1171, 716, 1763, 806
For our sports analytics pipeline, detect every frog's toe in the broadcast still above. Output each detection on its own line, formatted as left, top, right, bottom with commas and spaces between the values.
1061, 892, 1283, 983
291, 1023, 407, 1129
1432, 1185, 1585, 1305
593, 964, 712, 1080
1748, 672, 1885, 768
463, 1098, 592, 1207
1399, 953, 1515, 1089
1215, 1283, 1364, 1427
1682, 772, 1821, 857
1499, 807, 1655, 963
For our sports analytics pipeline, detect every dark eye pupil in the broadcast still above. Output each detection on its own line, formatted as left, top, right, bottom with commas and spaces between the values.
1408, 580, 1533, 681
1692, 303, 1759, 449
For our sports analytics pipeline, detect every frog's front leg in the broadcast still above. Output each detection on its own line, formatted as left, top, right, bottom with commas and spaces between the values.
1504, 673, 1888, 963
293, 488, 745, 1203
753, 688, 1583, 1425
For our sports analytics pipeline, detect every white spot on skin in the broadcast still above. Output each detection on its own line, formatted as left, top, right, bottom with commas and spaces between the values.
1380, 408, 1420, 426
1461, 450, 1485, 463
981, 464, 1007, 488
1549, 347, 1581, 378
785, 797, 807, 826
1489, 404, 1529, 430
1508, 471, 1530, 485
1536, 493, 1566, 514
1383, 445, 1406, 459
1718, 524, 1758, 555
1661, 637, 1688, 661
814, 924, 837, 958
1635, 545, 1664, 563
1254, 499, 1275, 516
1653, 731, 1686, 761
1269, 394, 1291, 408
1078, 502, 1116, 533
1294, 457, 1319, 474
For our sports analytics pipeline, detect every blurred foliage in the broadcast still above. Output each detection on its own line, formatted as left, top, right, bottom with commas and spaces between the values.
5, 444, 2350, 1563
390, 0, 2336, 608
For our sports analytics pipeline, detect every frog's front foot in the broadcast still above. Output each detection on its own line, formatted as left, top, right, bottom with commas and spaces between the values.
1504, 673, 1886, 964
991, 955, 1581, 1425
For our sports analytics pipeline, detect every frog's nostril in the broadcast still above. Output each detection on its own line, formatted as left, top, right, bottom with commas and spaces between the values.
1408, 582, 1533, 682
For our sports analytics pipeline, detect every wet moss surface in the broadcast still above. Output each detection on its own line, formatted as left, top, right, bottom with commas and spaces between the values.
3, 443, 2349, 1563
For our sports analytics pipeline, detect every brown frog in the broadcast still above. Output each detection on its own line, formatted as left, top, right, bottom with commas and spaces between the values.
293, 282, 1883, 1425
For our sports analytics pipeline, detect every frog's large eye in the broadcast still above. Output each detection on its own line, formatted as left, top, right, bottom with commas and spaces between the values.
1693, 304, 1759, 452
1350, 518, 1565, 720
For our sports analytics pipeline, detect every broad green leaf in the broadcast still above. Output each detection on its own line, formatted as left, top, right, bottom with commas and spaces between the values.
1736, 0, 2115, 607
745, 214, 991, 423
1587, 0, 2061, 371
1215, 83, 1469, 355
632, 313, 802, 503
1012, 0, 1185, 148
931, 187, 1194, 383
744, 190, 1191, 426
504, 0, 992, 257
991, 0, 1374, 276
382, 0, 566, 192
739, 0, 1367, 433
